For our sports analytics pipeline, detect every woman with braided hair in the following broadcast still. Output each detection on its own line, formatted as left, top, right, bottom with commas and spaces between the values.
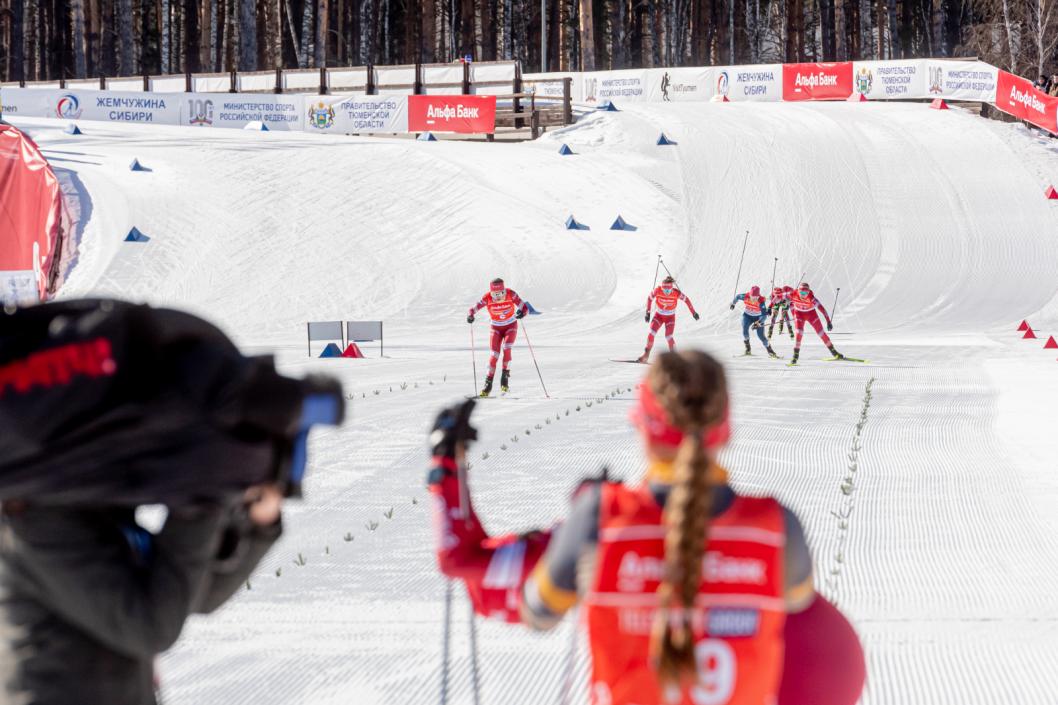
426, 350, 865, 705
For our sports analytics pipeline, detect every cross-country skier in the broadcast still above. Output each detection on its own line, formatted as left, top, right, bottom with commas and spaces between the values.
768, 286, 795, 340
731, 285, 778, 357
637, 276, 698, 363
426, 351, 866, 705
467, 278, 527, 397
789, 281, 843, 365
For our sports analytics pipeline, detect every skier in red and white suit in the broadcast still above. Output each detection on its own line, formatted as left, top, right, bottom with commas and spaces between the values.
467, 278, 527, 397
637, 276, 698, 363
789, 282, 843, 365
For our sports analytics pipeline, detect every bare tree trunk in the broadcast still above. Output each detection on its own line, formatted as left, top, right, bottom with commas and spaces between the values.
12, 0, 24, 80
315, 0, 327, 64
875, 0, 883, 56
578, 0, 594, 68
1000, 0, 1016, 69
238, 0, 255, 67
300, 0, 314, 65
70, 0, 87, 76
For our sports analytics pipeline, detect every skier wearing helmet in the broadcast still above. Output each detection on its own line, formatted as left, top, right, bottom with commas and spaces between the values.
767, 286, 794, 340
637, 276, 698, 363
467, 278, 528, 397
425, 351, 866, 705
730, 285, 778, 358
788, 282, 842, 365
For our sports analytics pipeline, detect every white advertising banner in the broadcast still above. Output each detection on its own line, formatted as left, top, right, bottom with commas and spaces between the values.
523, 72, 582, 103
713, 65, 782, 101
924, 60, 999, 102
852, 60, 926, 100
180, 93, 304, 130
582, 70, 649, 105
0, 87, 180, 124
302, 94, 408, 133
644, 68, 712, 102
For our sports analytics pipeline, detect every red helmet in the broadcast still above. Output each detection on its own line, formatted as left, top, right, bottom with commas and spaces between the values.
490, 278, 505, 292
750, 285, 761, 297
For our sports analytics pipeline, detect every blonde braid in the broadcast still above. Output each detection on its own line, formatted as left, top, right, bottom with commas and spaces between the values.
647, 350, 728, 691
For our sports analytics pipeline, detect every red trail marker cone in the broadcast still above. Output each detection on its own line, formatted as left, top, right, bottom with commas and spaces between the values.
1044, 336, 1058, 349
1017, 320, 1030, 331
1046, 185, 1058, 200
930, 98, 949, 110
1023, 327, 1038, 339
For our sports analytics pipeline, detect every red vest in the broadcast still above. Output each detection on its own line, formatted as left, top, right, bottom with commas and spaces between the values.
788, 290, 817, 313
586, 484, 786, 705
485, 291, 518, 325
654, 287, 681, 315
743, 295, 765, 315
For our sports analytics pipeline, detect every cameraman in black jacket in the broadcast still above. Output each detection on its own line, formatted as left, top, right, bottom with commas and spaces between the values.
0, 299, 343, 705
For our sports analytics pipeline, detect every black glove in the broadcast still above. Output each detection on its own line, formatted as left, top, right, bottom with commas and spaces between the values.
827, 321, 834, 331
693, 312, 700, 321
429, 399, 478, 460
644, 312, 650, 322
466, 314, 474, 324
729, 304, 735, 310
515, 308, 526, 319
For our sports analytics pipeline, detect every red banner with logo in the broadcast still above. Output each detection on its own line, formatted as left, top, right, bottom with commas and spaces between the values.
782, 62, 854, 101
0, 124, 71, 301
408, 95, 497, 134
995, 71, 1058, 133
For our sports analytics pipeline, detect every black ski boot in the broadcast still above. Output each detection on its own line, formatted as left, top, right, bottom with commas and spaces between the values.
828, 345, 845, 360
743, 339, 752, 356
480, 375, 494, 398
767, 345, 779, 359
790, 349, 800, 366
500, 369, 511, 393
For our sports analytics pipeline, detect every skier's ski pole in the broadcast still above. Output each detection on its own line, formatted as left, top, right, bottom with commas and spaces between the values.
520, 320, 550, 399
469, 323, 478, 396
651, 254, 662, 290
658, 256, 675, 279
557, 608, 579, 705
468, 601, 481, 705
731, 230, 750, 299
832, 288, 842, 320
440, 580, 453, 705
770, 257, 778, 291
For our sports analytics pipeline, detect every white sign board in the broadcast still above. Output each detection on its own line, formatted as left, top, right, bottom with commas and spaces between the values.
852, 60, 926, 100
302, 94, 408, 133
713, 65, 783, 101
0, 87, 180, 124
924, 60, 999, 102
181, 93, 305, 130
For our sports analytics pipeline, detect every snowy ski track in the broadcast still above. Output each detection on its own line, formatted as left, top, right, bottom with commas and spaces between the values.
10, 99, 1058, 704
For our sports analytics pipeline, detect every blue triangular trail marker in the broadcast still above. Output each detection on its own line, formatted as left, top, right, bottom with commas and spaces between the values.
565, 215, 590, 231
129, 158, 148, 171
124, 227, 149, 242
598, 101, 619, 112
611, 215, 637, 232
243, 121, 270, 131
526, 301, 542, 315
657, 133, 677, 146
558, 143, 575, 155
417, 132, 438, 142
319, 343, 343, 358
64, 124, 82, 135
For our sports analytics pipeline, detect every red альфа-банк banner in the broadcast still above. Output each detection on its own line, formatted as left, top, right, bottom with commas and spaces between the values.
782, 63, 854, 101
995, 71, 1058, 133
407, 95, 497, 134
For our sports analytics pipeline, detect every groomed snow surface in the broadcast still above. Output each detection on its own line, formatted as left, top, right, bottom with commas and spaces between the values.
11, 99, 1058, 705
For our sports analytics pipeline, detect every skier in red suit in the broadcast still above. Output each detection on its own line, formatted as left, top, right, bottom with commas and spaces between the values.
788, 282, 843, 365
637, 276, 699, 363
426, 351, 866, 705
467, 278, 527, 397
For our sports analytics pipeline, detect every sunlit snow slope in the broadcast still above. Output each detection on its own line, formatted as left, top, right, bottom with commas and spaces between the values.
10, 100, 1058, 705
